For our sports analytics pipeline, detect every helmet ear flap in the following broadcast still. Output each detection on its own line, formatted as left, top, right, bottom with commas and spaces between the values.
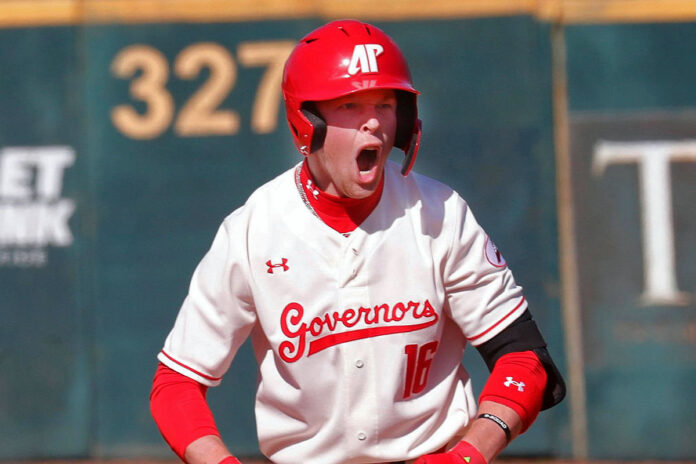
394, 91, 417, 150
393, 90, 421, 176
401, 119, 421, 176
301, 102, 327, 154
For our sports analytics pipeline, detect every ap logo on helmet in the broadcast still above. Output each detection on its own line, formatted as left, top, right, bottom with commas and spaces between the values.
348, 44, 384, 75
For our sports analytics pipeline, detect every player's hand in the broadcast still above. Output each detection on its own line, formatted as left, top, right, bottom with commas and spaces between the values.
413, 441, 487, 464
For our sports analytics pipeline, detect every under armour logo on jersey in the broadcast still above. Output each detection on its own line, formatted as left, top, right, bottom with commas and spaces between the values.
266, 258, 289, 273
504, 376, 525, 392
305, 179, 319, 200
348, 44, 384, 75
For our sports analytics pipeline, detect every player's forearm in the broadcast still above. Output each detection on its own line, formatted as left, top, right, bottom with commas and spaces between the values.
150, 363, 231, 462
460, 401, 522, 462
184, 435, 234, 464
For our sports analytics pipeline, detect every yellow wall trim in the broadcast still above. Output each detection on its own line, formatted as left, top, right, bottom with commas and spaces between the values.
2, 0, 696, 28
540, 0, 696, 23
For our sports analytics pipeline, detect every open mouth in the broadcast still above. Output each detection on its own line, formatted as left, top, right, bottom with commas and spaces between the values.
357, 148, 378, 174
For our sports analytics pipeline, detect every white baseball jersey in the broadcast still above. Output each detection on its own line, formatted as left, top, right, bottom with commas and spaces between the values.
158, 160, 527, 464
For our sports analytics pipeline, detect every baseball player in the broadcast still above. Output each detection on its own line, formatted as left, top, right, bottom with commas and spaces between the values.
150, 20, 565, 464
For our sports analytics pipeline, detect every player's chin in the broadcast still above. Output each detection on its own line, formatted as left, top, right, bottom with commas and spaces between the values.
347, 177, 381, 199
347, 186, 375, 199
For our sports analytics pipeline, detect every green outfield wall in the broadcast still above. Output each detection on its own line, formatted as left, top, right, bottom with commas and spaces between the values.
0, 5, 694, 461
565, 22, 696, 459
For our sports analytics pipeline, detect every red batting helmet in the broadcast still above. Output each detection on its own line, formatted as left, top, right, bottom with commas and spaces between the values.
282, 20, 422, 176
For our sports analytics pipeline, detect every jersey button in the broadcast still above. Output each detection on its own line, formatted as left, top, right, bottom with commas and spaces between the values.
355, 360, 364, 368
351, 247, 359, 255
357, 432, 367, 441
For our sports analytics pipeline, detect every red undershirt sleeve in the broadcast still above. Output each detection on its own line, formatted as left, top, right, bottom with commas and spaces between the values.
150, 362, 221, 460
478, 350, 547, 433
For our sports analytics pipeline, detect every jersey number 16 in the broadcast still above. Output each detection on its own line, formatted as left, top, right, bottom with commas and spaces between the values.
403, 341, 439, 399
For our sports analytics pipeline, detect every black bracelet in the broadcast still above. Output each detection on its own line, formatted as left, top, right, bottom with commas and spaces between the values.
477, 413, 511, 443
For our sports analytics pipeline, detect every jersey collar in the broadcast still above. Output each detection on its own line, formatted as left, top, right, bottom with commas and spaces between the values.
295, 159, 384, 235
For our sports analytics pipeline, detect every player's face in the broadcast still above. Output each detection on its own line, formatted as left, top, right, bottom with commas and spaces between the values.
308, 89, 397, 199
